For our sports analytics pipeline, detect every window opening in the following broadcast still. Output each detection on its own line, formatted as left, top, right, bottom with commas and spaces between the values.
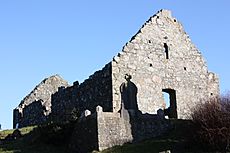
164, 43, 169, 59
163, 92, 170, 108
162, 89, 177, 119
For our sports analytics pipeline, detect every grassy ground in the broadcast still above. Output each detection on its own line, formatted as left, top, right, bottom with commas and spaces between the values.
0, 126, 35, 140
98, 139, 215, 153
98, 139, 177, 153
0, 120, 211, 153
0, 126, 71, 153
0, 140, 68, 153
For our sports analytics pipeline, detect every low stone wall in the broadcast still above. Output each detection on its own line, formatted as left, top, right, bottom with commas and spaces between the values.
69, 107, 133, 152
97, 109, 133, 151
50, 63, 113, 122
69, 106, 171, 152
97, 110, 171, 150
69, 114, 98, 153
130, 113, 171, 142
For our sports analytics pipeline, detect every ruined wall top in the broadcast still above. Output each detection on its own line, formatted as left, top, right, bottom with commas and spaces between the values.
16, 74, 69, 113
13, 74, 69, 127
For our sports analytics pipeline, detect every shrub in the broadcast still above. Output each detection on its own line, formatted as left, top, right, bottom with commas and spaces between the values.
191, 95, 230, 151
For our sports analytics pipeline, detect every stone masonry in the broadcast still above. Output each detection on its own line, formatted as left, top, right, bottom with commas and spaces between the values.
69, 106, 170, 152
111, 10, 219, 118
50, 9, 219, 122
50, 63, 112, 122
13, 75, 68, 128
13, 9, 219, 152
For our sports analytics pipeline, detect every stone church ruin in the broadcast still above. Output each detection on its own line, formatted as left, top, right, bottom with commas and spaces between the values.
13, 10, 219, 152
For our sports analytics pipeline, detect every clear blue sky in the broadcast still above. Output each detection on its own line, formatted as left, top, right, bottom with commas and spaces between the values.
0, 1, 229, 129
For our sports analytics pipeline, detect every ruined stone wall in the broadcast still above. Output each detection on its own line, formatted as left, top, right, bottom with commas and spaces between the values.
130, 114, 171, 142
69, 108, 132, 152
96, 109, 171, 151
13, 75, 69, 128
97, 111, 132, 151
70, 114, 98, 153
112, 10, 219, 118
20, 100, 46, 126
207, 72, 219, 97
50, 63, 113, 122
69, 106, 171, 152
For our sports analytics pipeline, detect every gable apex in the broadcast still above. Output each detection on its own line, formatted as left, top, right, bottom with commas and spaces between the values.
115, 9, 187, 58
155, 9, 172, 18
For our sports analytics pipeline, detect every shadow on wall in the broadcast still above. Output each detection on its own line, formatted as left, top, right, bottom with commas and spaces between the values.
14, 100, 48, 128
119, 73, 178, 120
119, 74, 172, 143
120, 74, 138, 111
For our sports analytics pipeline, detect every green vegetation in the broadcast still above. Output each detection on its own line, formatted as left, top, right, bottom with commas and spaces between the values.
0, 120, 209, 153
0, 125, 73, 153
0, 140, 67, 153
0, 121, 183, 153
191, 96, 230, 152
0, 126, 35, 140
98, 139, 177, 153
1, 95, 230, 153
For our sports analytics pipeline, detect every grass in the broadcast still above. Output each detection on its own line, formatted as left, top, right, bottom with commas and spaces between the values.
0, 140, 68, 153
0, 120, 213, 153
0, 126, 35, 140
0, 126, 72, 153
98, 139, 177, 153
98, 138, 214, 153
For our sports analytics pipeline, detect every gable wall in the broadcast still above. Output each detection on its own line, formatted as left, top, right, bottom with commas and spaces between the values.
112, 10, 219, 118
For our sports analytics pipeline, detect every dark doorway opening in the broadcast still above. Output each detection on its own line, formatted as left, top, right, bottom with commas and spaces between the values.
162, 89, 177, 119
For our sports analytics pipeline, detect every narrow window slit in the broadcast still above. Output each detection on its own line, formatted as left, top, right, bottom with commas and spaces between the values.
164, 43, 169, 59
